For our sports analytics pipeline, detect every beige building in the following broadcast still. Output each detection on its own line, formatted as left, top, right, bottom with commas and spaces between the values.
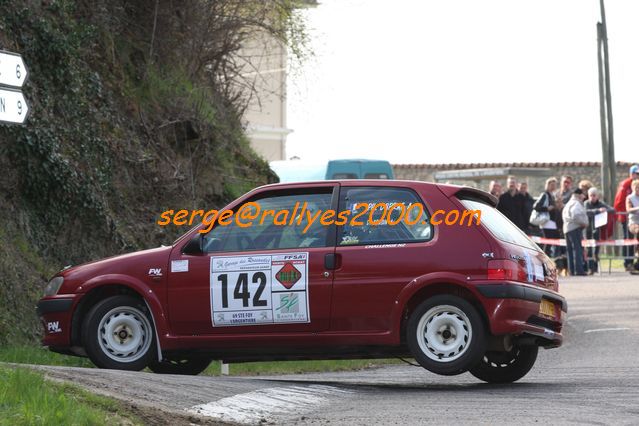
239, 35, 291, 162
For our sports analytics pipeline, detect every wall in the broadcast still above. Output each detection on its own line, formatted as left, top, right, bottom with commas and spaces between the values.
393, 161, 636, 199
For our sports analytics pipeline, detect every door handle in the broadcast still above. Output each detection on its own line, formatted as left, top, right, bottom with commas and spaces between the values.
324, 253, 341, 270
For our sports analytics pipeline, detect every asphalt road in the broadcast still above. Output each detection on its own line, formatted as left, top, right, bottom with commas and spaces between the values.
25, 273, 639, 425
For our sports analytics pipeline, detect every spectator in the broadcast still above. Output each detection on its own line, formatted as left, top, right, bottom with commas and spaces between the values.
562, 188, 588, 276
488, 180, 502, 198
533, 177, 559, 257
498, 176, 527, 231
626, 179, 639, 275
558, 175, 574, 204
579, 179, 593, 194
555, 175, 574, 258
518, 181, 534, 234
584, 187, 615, 274
614, 165, 639, 270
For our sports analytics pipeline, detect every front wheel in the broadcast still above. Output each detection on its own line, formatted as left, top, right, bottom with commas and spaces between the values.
82, 295, 156, 371
469, 346, 539, 383
148, 356, 212, 375
407, 295, 487, 376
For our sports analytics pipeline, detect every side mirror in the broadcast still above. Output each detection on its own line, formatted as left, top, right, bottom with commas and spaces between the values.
182, 234, 203, 255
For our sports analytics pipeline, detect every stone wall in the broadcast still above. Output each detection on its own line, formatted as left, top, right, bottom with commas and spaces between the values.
393, 162, 637, 199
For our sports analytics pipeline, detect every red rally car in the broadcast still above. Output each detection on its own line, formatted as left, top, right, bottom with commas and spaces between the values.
37, 180, 566, 383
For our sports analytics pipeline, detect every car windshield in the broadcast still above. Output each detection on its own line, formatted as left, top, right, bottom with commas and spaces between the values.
460, 198, 541, 252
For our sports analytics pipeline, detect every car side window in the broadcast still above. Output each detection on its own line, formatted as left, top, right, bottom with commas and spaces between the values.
203, 189, 334, 252
338, 187, 432, 246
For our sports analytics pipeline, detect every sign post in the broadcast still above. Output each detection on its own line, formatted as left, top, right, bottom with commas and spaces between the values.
0, 50, 30, 125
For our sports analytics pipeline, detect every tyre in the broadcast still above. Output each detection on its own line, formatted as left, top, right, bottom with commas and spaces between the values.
407, 295, 486, 376
148, 356, 212, 375
469, 346, 538, 383
82, 295, 156, 371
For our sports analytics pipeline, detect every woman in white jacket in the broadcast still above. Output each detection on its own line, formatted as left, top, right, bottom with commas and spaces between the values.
562, 188, 589, 276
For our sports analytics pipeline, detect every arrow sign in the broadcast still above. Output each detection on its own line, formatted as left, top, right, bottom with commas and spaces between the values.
0, 50, 29, 88
0, 87, 29, 124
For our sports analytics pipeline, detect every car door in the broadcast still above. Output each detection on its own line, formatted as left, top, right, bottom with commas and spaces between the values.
330, 185, 437, 333
167, 185, 338, 335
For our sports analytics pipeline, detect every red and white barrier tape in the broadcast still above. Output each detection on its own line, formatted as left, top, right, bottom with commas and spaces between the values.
529, 235, 638, 247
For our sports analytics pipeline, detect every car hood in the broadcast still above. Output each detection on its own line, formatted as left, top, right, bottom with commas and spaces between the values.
58, 246, 173, 286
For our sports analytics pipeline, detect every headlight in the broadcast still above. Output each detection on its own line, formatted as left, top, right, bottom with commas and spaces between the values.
44, 277, 64, 296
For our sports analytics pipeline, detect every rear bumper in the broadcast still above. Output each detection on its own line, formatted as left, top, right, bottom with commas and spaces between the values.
476, 283, 567, 312
475, 283, 566, 348
36, 295, 82, 348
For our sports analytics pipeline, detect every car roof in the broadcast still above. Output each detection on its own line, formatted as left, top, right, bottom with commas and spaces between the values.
250, 180, 497, 206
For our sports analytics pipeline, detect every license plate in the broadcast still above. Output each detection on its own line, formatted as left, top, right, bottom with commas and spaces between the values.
539, 299, 556, 318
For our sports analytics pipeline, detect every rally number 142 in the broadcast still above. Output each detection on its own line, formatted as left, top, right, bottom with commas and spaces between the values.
216, 272, 267, 308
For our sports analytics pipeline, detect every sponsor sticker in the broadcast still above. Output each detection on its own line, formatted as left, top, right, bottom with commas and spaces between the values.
171, 259, 189, 273
47, 321, 61, 333
148, 268, 162, 276
210, 252, 310, 326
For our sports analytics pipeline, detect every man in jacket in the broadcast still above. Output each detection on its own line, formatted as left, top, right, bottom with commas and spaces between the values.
498, 176, 527, 231
519, 181, 534, 234
563, 188, 589, 276
614, 165, 639, 270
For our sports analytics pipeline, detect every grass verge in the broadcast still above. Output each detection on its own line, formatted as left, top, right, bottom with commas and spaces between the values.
2, 344, 403, 376
0, 346, 93, 368
0, 366, 141, 425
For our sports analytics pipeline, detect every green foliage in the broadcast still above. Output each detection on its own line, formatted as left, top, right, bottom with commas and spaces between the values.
0, 346, 94, 368
0, 0, 288, 345
0, 367, 141, 425
1, 3, 112, 233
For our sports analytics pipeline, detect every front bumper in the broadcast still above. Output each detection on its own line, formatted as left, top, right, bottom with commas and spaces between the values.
475, 282, 566, 348
36, 298, 74, 316
36, 294, 82, 348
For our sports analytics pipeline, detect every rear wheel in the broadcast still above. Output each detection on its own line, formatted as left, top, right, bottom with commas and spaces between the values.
407, 295, 486, 376
148, 356, 212, 375
82, 295, 156, 371
469, 346, 538, 383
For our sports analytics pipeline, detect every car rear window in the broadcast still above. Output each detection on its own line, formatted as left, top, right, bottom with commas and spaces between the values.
459, 198, 540, 252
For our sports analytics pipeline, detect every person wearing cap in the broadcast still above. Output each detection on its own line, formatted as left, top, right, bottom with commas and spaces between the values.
584, 187, 615, 274
563, 188, 589, 276
614, 164, 639, 270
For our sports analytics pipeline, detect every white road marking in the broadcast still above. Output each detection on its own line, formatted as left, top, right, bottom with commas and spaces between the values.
187, 384, 351, 424
584, 327, 630, 334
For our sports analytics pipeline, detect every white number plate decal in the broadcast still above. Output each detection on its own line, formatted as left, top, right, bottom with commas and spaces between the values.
210, 252, 309, 326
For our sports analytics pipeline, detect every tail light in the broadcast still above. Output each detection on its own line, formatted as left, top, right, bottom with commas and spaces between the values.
487, 259, 528, 282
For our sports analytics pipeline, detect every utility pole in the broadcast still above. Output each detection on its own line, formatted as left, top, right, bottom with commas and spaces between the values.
596, 0, 616, 204
596, 23, 609, 202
